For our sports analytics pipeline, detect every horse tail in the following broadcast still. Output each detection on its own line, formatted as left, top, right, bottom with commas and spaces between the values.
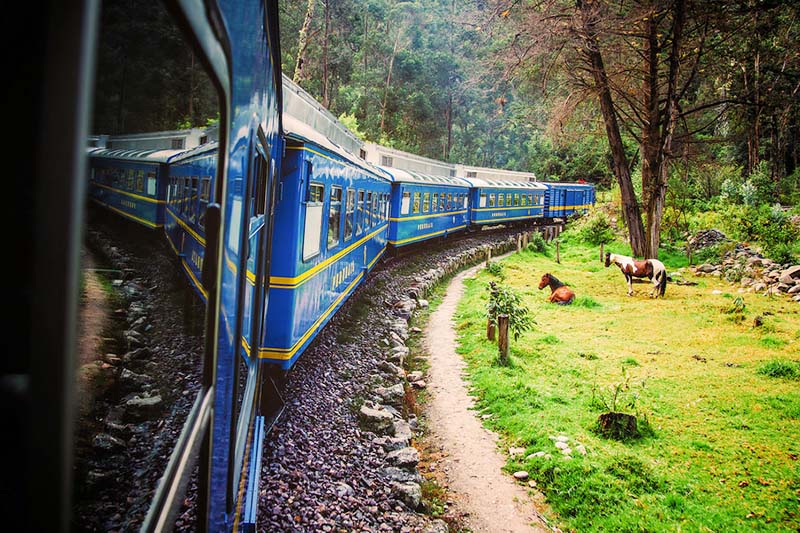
652, 260, 667, 297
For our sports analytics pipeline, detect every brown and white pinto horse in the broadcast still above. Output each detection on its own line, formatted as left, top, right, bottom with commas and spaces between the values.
538, 273, 575, 305
605, 252, 667, 298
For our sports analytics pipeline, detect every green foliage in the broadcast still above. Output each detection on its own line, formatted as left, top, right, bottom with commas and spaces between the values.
564, 210, 615, 246
485, 281, 534, 341
590, 367, 646, 414
757, 360, 800, 380
484, 261, 505, 278
527, 232, 548, 254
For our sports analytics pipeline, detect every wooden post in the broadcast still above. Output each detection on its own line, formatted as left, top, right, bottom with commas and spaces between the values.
498, 314, 509, 364
600, 242, 604, 263
486, 248, 492, 266
556, 240, 561, 264
517, 235, 522, 253
686, 243, 692, 266
486, 318, 496, 341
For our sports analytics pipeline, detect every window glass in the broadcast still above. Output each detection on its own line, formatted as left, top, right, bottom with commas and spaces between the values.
199, 177, 211, 227
506, 193, 512, 206
147, 172, 157, 196
412, 192, 421, 214
447, 193, 452, 210
182, 178, 191, 213
439, 193, 445, 211
366, 191, 373, 228
498, 193, 504, 207
345, 189, 355, 240
432, 193, 439, 212
190, 177, 198, 222
422, 192, 430, 213
521, 194, 527, 206
514, 193, 520, 206
328, 186, 342, 248
401, 191, 411, 215
463, 194, 468, 208
480, 194, 487, 207
136, 170, 145, 193
489, 194, 495, 207
356, 190, 365, 234
302, 182, 325, 261
371, 193, 378, 225
127, 169, 135, 190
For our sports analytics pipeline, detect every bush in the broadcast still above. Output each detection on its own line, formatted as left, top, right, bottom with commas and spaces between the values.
757, 359, 800, 379
485, 261, 505, 278
528, 232, 548, 254
575, 211, 615, 245
486, 281, 534, 341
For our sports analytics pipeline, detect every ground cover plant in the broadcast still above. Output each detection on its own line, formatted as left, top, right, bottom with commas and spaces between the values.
455, 237, 800, 532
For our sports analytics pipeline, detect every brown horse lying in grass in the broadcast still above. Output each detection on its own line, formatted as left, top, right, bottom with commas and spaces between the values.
538, 273, 575, 305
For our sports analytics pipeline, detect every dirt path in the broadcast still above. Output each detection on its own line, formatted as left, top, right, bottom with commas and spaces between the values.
424, 260, 552, 533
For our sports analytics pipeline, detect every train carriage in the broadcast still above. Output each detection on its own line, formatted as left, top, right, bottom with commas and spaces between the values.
259, 116, 391, 369
463, 178, 548, 227
382, 168, 471, 247
87, 148, 181, 229
543, 182, 596, 220
163, 143, 220, 302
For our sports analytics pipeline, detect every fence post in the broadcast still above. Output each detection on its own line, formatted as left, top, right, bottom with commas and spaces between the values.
486, 318, 496, 341
498, 314, 509, 364
556, 240, 561, 264
486, 248, 492, 267
517, 234, 522, 253
600, 242, 604, 263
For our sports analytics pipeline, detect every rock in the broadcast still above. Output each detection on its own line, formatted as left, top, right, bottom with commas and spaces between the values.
382, 467, 422, 485
393, 419, 413, 442
513, 471, 529, 481
407, 371, 424, 383
375, 383, 405, 408
124, 394, 163, 420
92, 433, 127, 451
410, 380, 427, 389
508, 447, 527, 456
422, 519, 449, 533
554, 441, 569, 450
697, 263, 717, 273
417, 299, 429, 308
335, 482, 355, 498
385, 447, 420, 468
391, 481, 422, 510
359, 404, 395, 436
779, 265, 800, 284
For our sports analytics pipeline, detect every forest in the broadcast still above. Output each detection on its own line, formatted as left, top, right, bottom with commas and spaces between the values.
91, 0, 800, 260
279, 0, 800, 259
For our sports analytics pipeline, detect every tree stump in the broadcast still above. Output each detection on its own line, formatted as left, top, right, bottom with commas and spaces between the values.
597, 412, 639, 440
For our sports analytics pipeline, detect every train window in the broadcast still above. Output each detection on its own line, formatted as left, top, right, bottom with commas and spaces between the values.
412, 192, 421, 214
431, 193, 438, 212
190, 177, 199, 222
506, 193, 512, 206
328, 187, 342, 248
439, 193, 445, 211
447, 193, 452, 210
479, 194, 487, 207
345, 189, 355, 240
127, 169, 135, 191
356, 190, 365, 234
147, 172, 157, 196
498, 193, 504, 207
514, 193, 520, 206
422, 192, 430, 213
463, 194, 468, 209
303, 182, 325, 261
366, 191, 373, 228
182, 178, 191, 213
371, 193, 378, 225
199, 177, 211, 227
488, 194, 495, 207
136, 170, 145, 193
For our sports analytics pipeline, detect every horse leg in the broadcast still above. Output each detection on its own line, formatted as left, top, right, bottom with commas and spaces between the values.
626, 274, 633, 296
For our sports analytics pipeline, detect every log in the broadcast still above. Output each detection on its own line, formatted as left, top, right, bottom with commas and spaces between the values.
498, 314, 509, 364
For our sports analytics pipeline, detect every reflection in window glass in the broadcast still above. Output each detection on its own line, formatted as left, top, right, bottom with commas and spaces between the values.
328, 187, 342, 247
357, 190, 365, 234
422, 192, 430, 213
345, 189, 355, 240
498, 193, 504, 207
412, 192, 421, 214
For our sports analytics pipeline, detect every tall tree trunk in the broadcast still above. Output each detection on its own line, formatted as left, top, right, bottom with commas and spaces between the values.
380, 30, 401, 136
577, 0, 646, 256
293, 0, 316, 84
322, 0, 330, 108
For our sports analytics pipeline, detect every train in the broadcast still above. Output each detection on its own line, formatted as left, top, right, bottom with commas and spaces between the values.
13, 1, 594, 531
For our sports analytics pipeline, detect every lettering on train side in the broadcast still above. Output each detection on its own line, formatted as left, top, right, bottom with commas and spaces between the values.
491, 211, 507, 217
121, 199, 137, 209
331, 261, 356, 290
417, 222, 434, 231
191, 250, 204, 271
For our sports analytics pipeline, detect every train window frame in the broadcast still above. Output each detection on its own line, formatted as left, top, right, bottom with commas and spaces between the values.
199, 177, 211, 228
498, 192, 505, 207
182, 177, 191, 214
371, 193, 378, 225
412, 191, 421, 214
479, 193, 487, 208
136, 170, 145, 193
127, 169, 135, 191
356, 189, 365, 235
432, 193, 438, 212
146, 172, 156, 196
190, 177, 199, 223
365, 191, 373, 228
438, 193, 445, 211
422, 192, 430, 213
514, 193, 520, 206
344, 188, 355, 241
302, 181, 325, 262
328, 186, 342, 249
488, 193, 495, 207
400, 191, 410, 215
506, 193, 512, 206
447, 193, 452, 210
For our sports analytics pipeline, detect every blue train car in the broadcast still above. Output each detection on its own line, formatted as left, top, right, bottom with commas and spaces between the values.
87, 148, 182, 228
543, 182, 596, 220
463, 178, 547, 227
259, 116, 391, 369
382, 168, 470, 247
163, 143, 219, 302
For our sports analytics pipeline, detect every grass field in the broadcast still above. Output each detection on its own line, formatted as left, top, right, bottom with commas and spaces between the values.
454, 237, 800, 532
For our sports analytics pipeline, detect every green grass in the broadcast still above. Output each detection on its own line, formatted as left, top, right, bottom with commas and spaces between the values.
454, 241, 800, 532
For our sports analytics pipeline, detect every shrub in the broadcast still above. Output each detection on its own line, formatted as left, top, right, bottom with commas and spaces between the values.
486, 281, 534, 341
528, 232, 548, 254
577, 211, 615, 245
485, 261, 504, 278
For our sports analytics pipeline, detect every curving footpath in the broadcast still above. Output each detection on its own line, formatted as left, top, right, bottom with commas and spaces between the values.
424, 260, 552, 533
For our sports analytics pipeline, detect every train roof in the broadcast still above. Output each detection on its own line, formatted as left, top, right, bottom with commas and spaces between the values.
167, 141, 219, 164
87, 146, 192, 163
378, 166, 470, 187
365, 143, 457, 178
456, 164, 537, 182
541, 181, 594, 188
461, 177, 547, 191
283, 114, 390, 181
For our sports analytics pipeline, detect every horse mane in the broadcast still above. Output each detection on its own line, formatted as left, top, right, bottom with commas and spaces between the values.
545, 273, 565, 288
